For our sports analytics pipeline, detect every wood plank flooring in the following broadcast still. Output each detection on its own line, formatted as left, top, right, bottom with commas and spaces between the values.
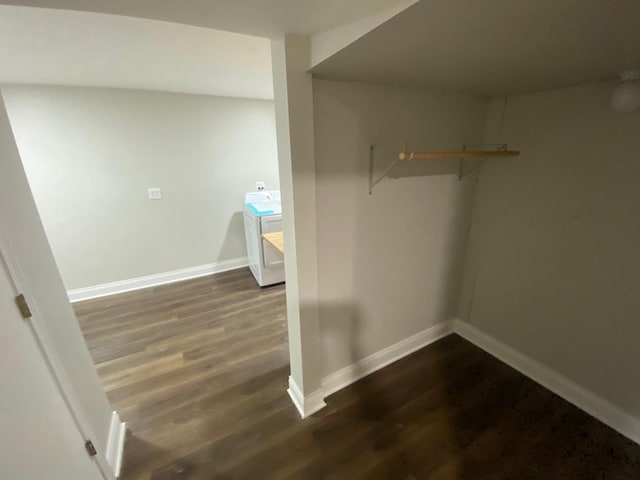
74, 268, 640, 479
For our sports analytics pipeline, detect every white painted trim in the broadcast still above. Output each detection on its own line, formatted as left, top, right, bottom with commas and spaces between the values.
322, 320, 454, 397
289, 316, 640, 446
287, 321, 454, 418
287, 376, 326, 419
67, 257, 248, 303
105, 411, 126, 478
0, 223, 117, 480
453, 319, 640, 445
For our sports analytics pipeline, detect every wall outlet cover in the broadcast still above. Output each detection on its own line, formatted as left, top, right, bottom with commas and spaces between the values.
256, 182, 266, 191
148, 188, 162, 200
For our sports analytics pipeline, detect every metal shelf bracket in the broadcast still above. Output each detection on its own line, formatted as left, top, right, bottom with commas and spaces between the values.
457, 143, 508, 180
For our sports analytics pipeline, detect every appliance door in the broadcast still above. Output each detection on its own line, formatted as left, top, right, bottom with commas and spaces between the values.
261, 215, 284, 268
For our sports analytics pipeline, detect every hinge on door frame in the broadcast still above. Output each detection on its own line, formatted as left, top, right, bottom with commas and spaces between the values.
85, 440, 97, 457
14, 294, 32, 319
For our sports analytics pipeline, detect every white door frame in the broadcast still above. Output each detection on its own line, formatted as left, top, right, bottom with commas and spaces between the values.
0, 224, 116, 480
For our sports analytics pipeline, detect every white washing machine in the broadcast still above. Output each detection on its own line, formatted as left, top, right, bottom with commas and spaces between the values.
243, 191, 285, 286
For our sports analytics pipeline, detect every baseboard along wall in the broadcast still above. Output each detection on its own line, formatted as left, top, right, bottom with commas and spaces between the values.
67, 257, 248, 303
288, 321, 454, 419
321, 321, 454, 398
290, 318, 640, 446
452, 318, 640, 446
287, 376, 326, 419
105, 411, 126, 478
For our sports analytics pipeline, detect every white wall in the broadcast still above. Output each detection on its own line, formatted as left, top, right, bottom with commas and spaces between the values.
458, 81, 640, 418
3, 86, 279, 291
313, 79, 488, 376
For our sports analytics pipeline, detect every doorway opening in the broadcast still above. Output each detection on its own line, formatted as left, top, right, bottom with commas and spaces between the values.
0, 6, 292, 478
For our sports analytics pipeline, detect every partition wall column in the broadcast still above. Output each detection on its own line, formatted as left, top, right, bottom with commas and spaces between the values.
271, 35, 325, 416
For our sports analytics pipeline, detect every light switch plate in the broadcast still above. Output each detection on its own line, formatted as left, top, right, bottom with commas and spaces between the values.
256, 182, 265, 191
148, 188, 162, 200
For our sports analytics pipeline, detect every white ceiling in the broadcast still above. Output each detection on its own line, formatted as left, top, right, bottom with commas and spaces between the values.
0, 0, 412, 38
311, 0, 640, 97
4, 1, 637, 99
0, 6, 273, 99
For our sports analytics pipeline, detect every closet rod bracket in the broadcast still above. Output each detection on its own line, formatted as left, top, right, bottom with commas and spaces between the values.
369, 144, 404, 195
457, 143, 508, 180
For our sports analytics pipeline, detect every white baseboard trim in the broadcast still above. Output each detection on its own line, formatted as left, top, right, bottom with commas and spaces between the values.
289, 317, 640, 445
105, 411, 126, 478
287, 376, 326, 419
453, 318, 640, 445
322, 320, 454, 398
287, 321, 454, 418
67, 257, 248, 303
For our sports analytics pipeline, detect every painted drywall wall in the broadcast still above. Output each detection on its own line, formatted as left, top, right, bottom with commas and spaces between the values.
313, 79, 488, 376
458, 81, 640, 418
0, 94, 113, 461
3, 86, 279, 290
310, 0, 418, 67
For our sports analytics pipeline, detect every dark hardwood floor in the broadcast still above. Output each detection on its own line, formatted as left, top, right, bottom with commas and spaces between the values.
74, 268, 640, 479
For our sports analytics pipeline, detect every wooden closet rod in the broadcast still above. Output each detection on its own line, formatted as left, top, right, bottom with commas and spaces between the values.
399, 150, 520, 160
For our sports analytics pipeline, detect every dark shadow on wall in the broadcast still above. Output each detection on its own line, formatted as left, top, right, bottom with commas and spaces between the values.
319, 302, 394, 420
